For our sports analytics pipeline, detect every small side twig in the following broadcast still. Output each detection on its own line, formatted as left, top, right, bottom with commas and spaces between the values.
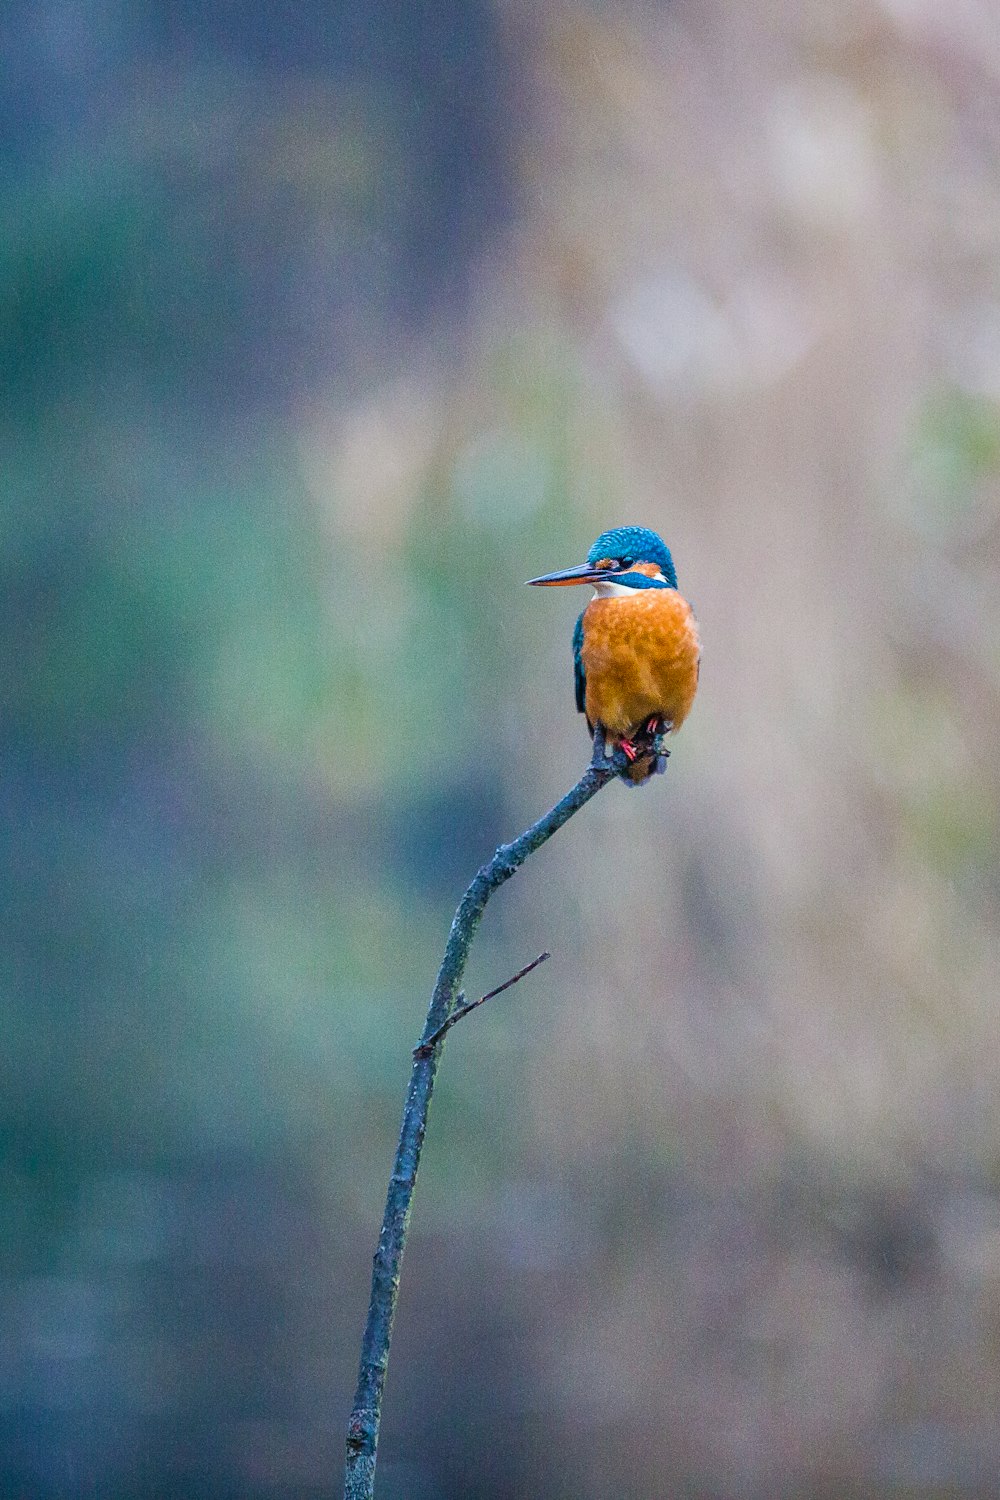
414, 951, 550, 1058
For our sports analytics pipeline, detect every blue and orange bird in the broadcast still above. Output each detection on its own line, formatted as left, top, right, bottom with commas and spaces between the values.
527, 525, 700, 786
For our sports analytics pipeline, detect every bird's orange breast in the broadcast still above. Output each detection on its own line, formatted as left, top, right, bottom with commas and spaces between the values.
582, 589, 700, 738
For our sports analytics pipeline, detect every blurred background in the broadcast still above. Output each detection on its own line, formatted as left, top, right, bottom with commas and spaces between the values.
3, 0, 1000, 1495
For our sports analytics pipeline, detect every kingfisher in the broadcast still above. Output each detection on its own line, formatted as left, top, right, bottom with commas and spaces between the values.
527, 525, 700, 786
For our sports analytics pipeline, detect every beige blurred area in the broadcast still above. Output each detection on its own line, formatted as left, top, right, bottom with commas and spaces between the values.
317, 2, 1000, 1493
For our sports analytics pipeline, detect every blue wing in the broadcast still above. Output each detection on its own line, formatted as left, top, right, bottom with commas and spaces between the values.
572, 611, 587, 717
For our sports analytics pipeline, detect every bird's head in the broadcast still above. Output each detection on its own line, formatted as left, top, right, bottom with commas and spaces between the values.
526, 525, 677, 592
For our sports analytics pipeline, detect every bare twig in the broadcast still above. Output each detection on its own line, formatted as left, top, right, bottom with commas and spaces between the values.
342, 743, 642, 1500
413, 951, 550, 1057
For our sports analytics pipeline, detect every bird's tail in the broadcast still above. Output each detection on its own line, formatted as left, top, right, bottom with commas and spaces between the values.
615, 724, 671, 786
621, 749, 669, 787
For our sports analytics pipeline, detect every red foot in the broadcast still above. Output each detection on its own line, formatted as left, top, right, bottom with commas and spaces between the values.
620, 738, 639, 762
646, 717, 661, 735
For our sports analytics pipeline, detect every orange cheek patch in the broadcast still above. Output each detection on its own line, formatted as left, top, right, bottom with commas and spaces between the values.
630, 562, 662, 578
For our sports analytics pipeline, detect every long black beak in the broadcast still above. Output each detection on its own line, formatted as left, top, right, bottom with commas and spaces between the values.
525, 562, 606, 587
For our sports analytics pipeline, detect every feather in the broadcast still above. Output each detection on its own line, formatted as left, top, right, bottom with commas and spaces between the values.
572, 610, 587, 718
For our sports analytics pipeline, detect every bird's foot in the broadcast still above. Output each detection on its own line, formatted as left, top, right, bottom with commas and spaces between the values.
620, 738, 639, 763
641, 718, 672, 776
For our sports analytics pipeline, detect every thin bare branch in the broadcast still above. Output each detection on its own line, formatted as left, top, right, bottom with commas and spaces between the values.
342, 744, 638, 1499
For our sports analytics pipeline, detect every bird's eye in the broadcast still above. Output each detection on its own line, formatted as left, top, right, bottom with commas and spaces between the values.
617, 557, 632, 571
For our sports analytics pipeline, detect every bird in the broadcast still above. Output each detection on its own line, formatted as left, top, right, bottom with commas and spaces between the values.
527, 525, 700, 786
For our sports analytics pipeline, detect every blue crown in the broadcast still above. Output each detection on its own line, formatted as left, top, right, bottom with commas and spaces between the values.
586, 526, 677, 587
